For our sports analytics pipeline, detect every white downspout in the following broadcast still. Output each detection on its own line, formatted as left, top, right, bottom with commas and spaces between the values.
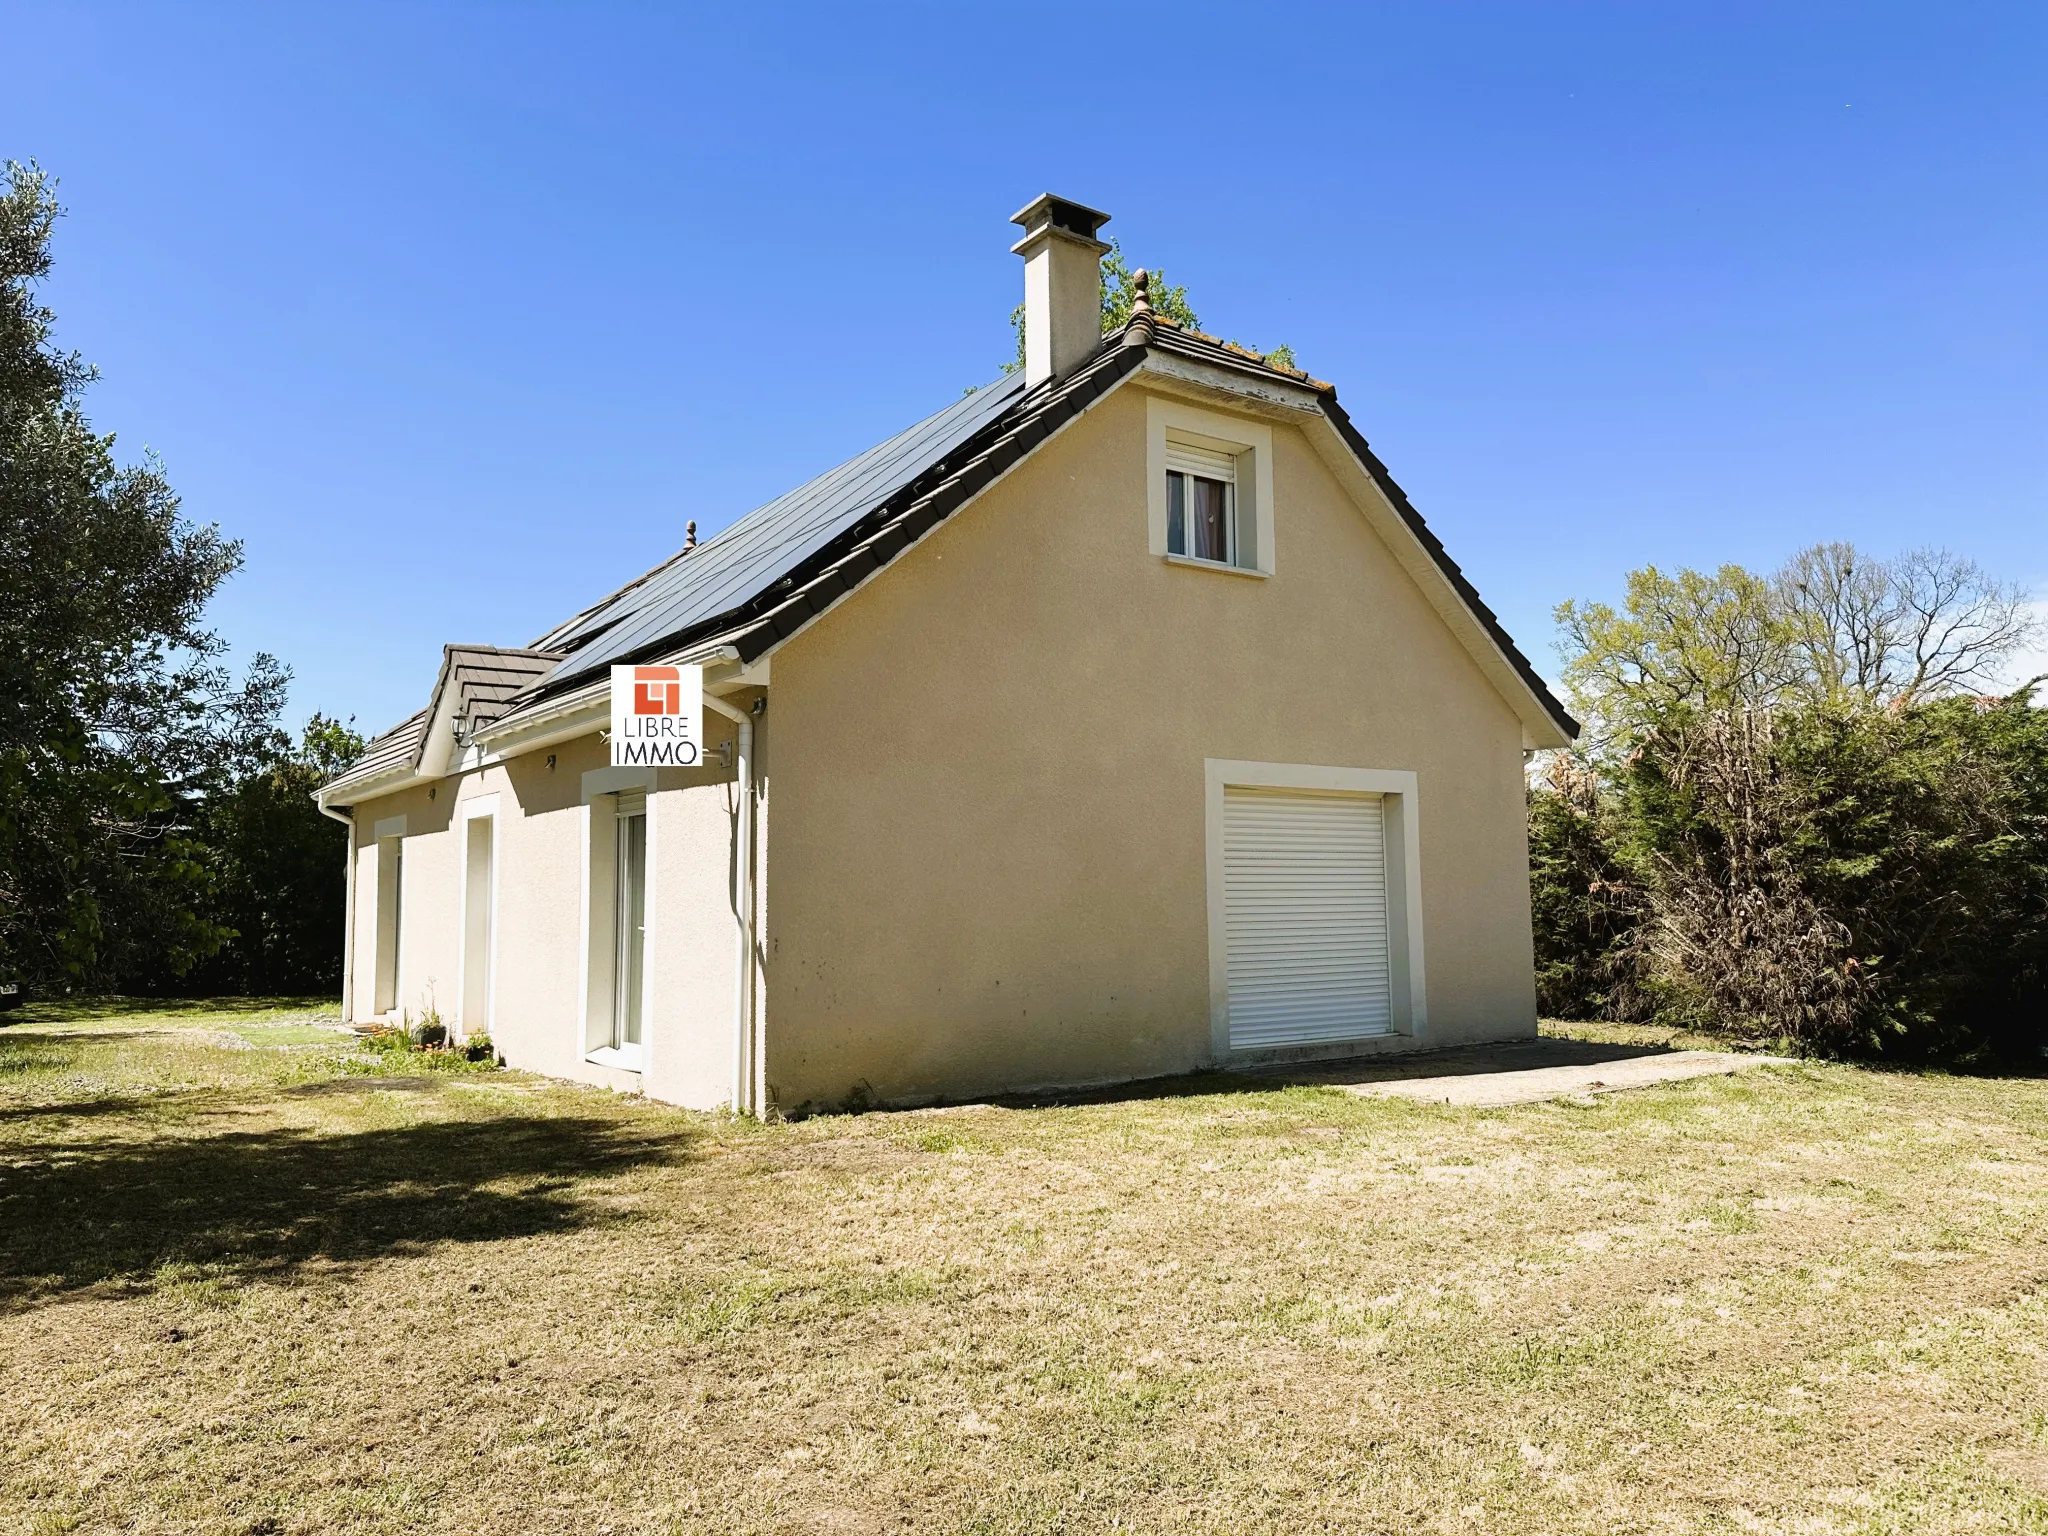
703, 693, 756, 1116
319, 799, 357, 1023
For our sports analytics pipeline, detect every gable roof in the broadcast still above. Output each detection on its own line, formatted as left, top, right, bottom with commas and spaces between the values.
505, 322, 1573, 740
329, 318, 1575, 800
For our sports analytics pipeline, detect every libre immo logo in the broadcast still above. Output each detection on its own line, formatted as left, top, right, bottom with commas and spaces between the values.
609, 663, 704, 768
632, 666, 684, 716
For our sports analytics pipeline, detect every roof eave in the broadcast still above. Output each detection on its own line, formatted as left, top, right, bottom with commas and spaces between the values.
474, 640, 743, 755
1137, 333, 1332, 419
317, 761, 427, 811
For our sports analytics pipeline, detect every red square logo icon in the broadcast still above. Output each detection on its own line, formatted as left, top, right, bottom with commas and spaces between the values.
632, 665, 683, 716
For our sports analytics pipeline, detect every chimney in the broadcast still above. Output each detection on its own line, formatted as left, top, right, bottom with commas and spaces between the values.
1010, 194, 1112, 386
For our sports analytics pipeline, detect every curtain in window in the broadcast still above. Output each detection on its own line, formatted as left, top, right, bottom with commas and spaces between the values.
1190, 475, 1229, 562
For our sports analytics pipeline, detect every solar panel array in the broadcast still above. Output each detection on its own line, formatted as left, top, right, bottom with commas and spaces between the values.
539, 374, 1026, 685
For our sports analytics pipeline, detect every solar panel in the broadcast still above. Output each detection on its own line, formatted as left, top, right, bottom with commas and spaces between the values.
542, 375, 1025, 684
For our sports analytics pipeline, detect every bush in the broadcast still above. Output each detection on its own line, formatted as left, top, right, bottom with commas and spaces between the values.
1527, 766, 1643, 1021
1536, 543, 2048, 1061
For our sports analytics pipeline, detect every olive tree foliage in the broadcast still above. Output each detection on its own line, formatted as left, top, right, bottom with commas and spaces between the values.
1535, 545, 2047, 1058
0, 162, 344, 991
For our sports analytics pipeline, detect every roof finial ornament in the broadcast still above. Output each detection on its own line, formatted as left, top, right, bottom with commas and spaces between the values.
1124, 268, 1155, 348
685, 520, 698, 549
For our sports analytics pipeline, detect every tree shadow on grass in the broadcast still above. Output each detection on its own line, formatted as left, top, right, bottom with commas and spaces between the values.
5, 995, 339, 1027
1, 1094, 186, 1122
0, 1101, 695, 1310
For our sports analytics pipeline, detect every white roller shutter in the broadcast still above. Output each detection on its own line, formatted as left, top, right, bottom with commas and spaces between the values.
1223, 787, 1393, 1049
1165, 437, 1238, 483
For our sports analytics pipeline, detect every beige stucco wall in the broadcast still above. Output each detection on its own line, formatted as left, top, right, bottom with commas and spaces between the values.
342, 720, 743, 1111
346, 778, 456, 1024
761, 380, 1538, 1112
643, 770, 745, 1109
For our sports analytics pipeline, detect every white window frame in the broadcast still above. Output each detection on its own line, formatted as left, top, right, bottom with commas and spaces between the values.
1202, 760, 1427, 1060
372, 814, 407, 1018
611, 795, 648, 1054
1148, 397, 1275, 578
455, 794, 499, 1042
579, 767, 657, 1074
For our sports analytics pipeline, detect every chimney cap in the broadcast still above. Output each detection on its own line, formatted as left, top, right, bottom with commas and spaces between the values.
1009, 193, 1111, 253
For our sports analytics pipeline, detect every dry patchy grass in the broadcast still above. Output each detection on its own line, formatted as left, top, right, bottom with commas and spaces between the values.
2, 1007, 2045, 1534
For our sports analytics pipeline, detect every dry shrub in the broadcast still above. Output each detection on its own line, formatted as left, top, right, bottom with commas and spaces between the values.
1540, 548, 2048, 1059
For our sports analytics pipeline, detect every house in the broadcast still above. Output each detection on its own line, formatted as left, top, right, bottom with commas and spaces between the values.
316, 195, 1578, 1115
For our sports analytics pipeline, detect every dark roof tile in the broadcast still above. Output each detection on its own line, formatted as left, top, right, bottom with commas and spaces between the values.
326, 709, 427, 797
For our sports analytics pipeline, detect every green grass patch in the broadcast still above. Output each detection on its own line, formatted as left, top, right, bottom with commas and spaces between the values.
2, 1001, 2045, 1534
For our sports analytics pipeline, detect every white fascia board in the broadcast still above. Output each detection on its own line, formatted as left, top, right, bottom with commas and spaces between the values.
416, 653, 465, 779
474, 689, 608, 764
1136, 351, 1325, 421
703, 654, 770, 693
318, 764, 425, 810
1297, 412, 1573, 750
472, 642, 741, 765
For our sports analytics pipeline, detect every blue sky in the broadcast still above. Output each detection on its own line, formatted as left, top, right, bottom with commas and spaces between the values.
6, 2, 2044, 735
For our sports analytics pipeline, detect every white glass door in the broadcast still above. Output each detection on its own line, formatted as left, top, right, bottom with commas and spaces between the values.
613, 811, 647, 1050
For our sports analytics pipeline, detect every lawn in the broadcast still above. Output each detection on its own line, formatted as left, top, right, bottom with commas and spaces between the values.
2, 1004, 2045, 1534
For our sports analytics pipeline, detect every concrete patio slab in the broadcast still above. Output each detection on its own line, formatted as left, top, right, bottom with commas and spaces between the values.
1258, 1038, 1793, 1108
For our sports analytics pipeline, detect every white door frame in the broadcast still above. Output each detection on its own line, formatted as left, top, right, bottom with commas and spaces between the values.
455, 794, 500, 1040
578, 766, 658, 1074
372, 814, 408, 1019
1203, 759, 1428, 1059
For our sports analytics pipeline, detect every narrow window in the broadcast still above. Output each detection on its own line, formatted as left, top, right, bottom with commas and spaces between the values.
612, 807, 647, 1049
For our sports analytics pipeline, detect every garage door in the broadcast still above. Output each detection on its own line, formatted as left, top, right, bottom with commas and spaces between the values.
1223, 786, 1393, 1050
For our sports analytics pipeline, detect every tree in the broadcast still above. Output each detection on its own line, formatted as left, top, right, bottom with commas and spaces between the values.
184, 714, 364, 995
1537, 543, 2048, 1059
1527, 751, 1643, 1020
0, 161, 278, 990
1780, 542, 2037, 706
1558, 547, 2040, 734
